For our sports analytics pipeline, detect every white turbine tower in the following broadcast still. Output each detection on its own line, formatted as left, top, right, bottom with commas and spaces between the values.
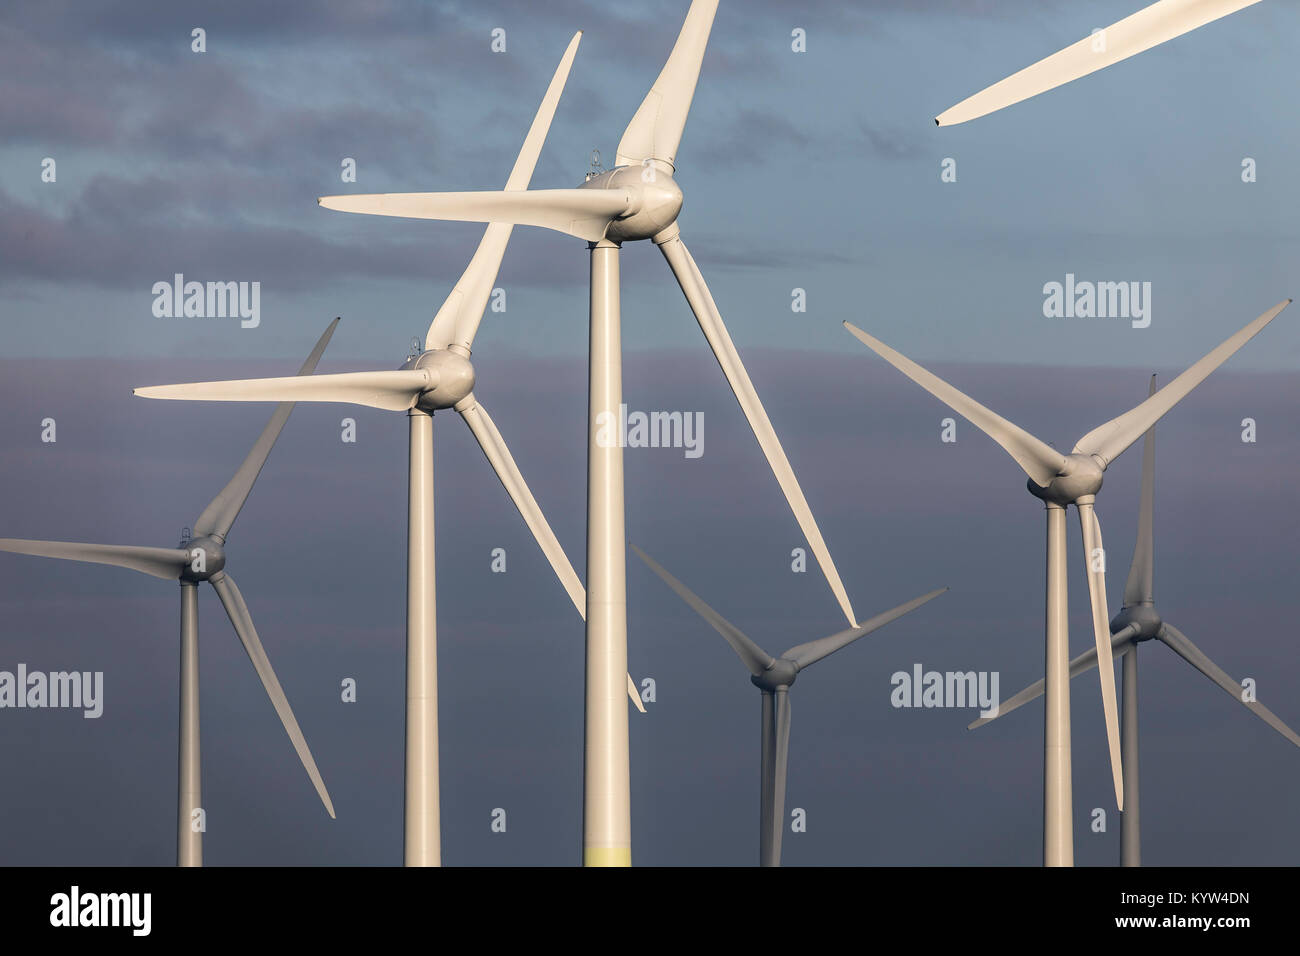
135, 33, 644, 868
842, 299, 1290, 865
311, 0, 857, 866
0, 321, 339, 865
970, 374, 1300, 866
936, 0, 1263, 127
633, 545, 946, 866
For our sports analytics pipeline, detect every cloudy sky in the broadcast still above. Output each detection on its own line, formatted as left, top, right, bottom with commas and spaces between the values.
1, 0, 1298, 866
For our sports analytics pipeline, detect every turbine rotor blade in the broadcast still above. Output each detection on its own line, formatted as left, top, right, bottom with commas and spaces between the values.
317, 189, 631, 243
615, 0, 720, 171
1073, 300, 1290, 466
0, 539, 189, 579
193, 318, 339, 540
781, 588, 948, 671
770, 688, 792, 867
631, 544, 774, 676
661, 234, 857, 627
968, 623, 1141, 730
1078, 501, 1124, 810
1159, 623, 1300, 749
457, 394, 644, 713
210, 572, 336, 818
428, 32, 583, 352
842, 322, 1065, 487
1122, 374, 1158, 608
935, 0, 1264, 127
136, 369, 433, 412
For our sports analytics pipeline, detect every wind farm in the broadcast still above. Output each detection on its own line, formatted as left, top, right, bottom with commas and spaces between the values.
0, 0, 1297, 875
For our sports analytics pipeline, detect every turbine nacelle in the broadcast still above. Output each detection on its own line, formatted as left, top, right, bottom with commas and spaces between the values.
750, 658, 798, 693
1027, 452, 1105, 505
179, 536, 226, 582
1110, 603, 1162, 643
401, 349, 476, 411
578, 166, 683, 243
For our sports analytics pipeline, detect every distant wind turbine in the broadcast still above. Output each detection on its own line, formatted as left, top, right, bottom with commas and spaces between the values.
936, 0, 1262, 127
842, 298, 1290, 865
632, 545, 946, 866
970, 374, 1300, 866
134, 34, 644, 868
0, 320, 339, 866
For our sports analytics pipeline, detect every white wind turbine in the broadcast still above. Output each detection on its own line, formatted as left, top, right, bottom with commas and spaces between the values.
135, 33, 644, 868
310, 0, 857, 866
0, 321, 339, 866
842, 299, 1290, 865
936, 0, 1263, 127
970, 374, 1300, 866
633, 545, 946, 866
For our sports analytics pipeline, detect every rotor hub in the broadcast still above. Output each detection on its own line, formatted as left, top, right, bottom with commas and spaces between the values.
179, 535, 226, 582
750, 658, 798, 693
1027, 452, 1105, 505
401, 349, 476, 411
580, 165, 683, 243
1110, 604, 1162, 643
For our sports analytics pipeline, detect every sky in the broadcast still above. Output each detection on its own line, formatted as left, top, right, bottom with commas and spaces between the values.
0, 0, 1298, 866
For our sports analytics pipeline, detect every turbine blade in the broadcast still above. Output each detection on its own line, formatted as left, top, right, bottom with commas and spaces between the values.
458, 395, 644, 714
661, 234, 856, 627
317, 189, 631, 243
210, 572, 336, 818
781, 587, 948, 671
1073, 300, 1290, 466
968, 623, 1141, 730
428, 31, 583, 352
192, 318, 339, 539
615, 0, 719, 171
136, 369, 433, 412
843, 322, 1065, 486
1078, 502, 1124, 810
0, 538, 189, 579
1159, 623, 1300, 749
935, 0, 1264, 127
770, 688, 791, 867
631, 544, 774, 676
1122, 374, 1158, 608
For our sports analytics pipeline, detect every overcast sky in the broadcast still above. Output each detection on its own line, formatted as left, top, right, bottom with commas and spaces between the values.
1, 0, 1298, 866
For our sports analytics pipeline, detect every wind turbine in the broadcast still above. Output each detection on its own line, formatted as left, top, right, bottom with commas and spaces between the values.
936, 0, 1263, 127
969, 374, 1300, 866
311, 0, 858, 866
842, 298, 1290, 865
632, 545, 946, 866
0, 320, 339, 866
134, 33, 644, 868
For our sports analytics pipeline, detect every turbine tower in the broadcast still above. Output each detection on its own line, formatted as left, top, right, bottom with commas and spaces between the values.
970, 374, 1300, 866
0, 321, 339, 866
134, 34, 643, 867
842, 299, 1290, 865
936, 0, 1262, 127
632, 545, 946, 866
311, 0, 857, 866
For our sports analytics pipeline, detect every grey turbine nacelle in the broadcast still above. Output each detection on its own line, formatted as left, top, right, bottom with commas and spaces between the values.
1110, 603, 1163, 643
179, 535, 227, 582
750, 658, 798, 693
400, 349, 476, 412
1027, 453, 1105, 506
577, 165, 684, 244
